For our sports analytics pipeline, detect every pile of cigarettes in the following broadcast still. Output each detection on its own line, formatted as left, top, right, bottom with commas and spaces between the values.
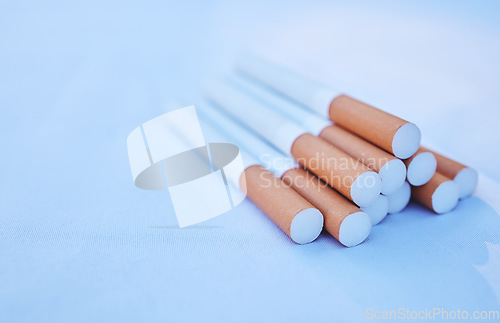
199, 54, 478, 247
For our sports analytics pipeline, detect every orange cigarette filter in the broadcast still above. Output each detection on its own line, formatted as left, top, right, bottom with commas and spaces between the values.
281, 168, 371, 247
328, 95, 420, 159
320, 124, 395, 173
240, 165, 323, 244
319, 124, 406, 195
403, 147, 437, 186
412, 172, 459, 214
291, 133, 382, 207
420, 147, 478, 199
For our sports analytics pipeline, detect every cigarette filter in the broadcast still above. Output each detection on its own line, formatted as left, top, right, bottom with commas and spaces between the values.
291, 134, 382, 207
329, 96, 421, 159
386, 181, 411, 214
359, 194, 389, 225
412, 172, 459, 214
420, 147, 478, 199
236, 54, 421, 159
319, 125, 406, 195
403, 147, 437, 186
242, 165, 324, 244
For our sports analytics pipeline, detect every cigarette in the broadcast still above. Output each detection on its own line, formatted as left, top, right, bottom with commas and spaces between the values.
403, 147, 437, 186
411, 172, 460, 214
282, 168, 371, 247
242, 165, 324, 244
291, 134, 381, 207
229, 75, 406, 195
236, 54, 421, 159
200, 114, 324, 244
420, 147, 478, 199
200, 104, 371, 247
359, 195, 389, 225
204, 79, 382, 207
320, 125, 406, 195
386, 181, 411, 214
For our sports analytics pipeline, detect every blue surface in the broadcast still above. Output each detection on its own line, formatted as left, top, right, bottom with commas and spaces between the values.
1, 1, 500, 322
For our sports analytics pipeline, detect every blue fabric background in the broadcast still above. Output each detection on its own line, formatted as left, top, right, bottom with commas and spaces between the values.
1, 1, 500, 322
